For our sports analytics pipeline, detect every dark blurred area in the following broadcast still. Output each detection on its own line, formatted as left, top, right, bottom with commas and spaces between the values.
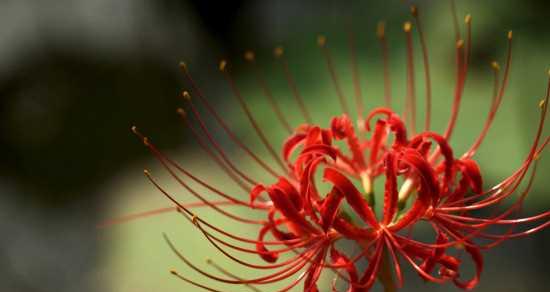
0, 1, 548, 291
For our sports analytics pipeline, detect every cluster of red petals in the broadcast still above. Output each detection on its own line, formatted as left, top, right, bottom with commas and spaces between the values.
131, 90, 547, 291
247, 104, 547, 291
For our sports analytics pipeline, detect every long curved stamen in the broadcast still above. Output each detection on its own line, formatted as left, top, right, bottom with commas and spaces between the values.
176, 108, 252, 192
244, 51, 293, 134
403, 21, 417, 135
462, 61, 501, 159
442, 39, 466, 140
318, 35, 350, 116
206, 258, 264, 292
450, 0, 461, 42
141, 147, 265, 224
179, 64, 282, 178
165, 233, 319, 286
377, 21, 392, 107
181, 97, 262, 184
411, 5, 433, 132
220, 60, 288, 174
347, 25, 365, 120
465, 32, 514, 156
133, 126, 251, 200
274, 46, 313, 123
464, 14, 472, 75
143, 169, 301, 247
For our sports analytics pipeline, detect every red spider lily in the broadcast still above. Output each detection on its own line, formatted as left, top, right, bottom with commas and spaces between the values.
120, 3, 550, 292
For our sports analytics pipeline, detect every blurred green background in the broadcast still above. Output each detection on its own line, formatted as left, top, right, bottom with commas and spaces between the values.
0, 0, 548, 291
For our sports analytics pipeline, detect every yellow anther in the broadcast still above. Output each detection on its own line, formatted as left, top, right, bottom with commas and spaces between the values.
491, 61, 500, 71
142, 137, 150, 146
403, 21, 412, 32
456, 39, 464, 48
539, 99, 546, 109
179, 61, 187, 70
377, 21, 386, 39
244, 50, 255, 61
465, 14, 472, 24
219, 59, 227, 71
170, 269, 178, 275
143, 169, 150, 176
176, 108, 186, 116
507, 30, 513, 40
273, 46, 284, 57
182, 91, 191, 100
317, 35, 327, 47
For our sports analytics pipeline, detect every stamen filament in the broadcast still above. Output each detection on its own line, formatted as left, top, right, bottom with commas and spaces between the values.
274, 46, 313, 123
318, 35, 350, 115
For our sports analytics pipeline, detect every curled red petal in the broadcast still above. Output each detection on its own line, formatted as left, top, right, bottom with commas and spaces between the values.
323, 168, 379, 228
460, 159, 483, 194
276, 177, 303, 210
401, 148, 439, 198
256, 224, 278, 263
420, 231, 448, 280
250, 184, 266, 205
410, 132, 454, 194
301, 144, 338, 161
320, 187, 345, 231
382, 153, 398, 225
283, 133, 307, 162
453, 245, 483, 290
267, 186, 319, 235
369, 119, 388, 166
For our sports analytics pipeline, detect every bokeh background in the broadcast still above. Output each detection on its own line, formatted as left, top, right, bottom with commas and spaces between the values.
0, 0, 548, 291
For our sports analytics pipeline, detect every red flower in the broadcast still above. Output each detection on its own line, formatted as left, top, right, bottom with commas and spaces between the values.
125, 3, 549, 292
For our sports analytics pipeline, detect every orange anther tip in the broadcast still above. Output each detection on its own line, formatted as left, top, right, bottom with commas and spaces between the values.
410, 5, 418, 16
317, 35, 327, 47
491, 61, 500, 71
403, 21, 412, 32
539, 99, 546, 109
170, 269, 178, 275
456, 39, 464, 48
176, 108, 185, 115
182, 91, 191, 100
244, 50, 255, 61
273, 46, 284, 57
219, 59, 227, 71
465, 14, 472, 23
376, 21, 386, 38
179, 62, 187, 69
192, 214, 199, 225
507, 30, 513, 40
